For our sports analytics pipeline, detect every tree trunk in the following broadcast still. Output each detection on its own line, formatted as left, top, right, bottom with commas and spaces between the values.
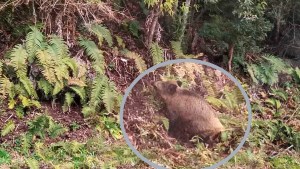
228, 43, 235, 72
145, 0, 163, 48
147, 13, 159, 48
275, 2, 283, 43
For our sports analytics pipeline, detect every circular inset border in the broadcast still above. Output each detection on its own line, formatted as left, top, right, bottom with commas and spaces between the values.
120, 59, 252, 169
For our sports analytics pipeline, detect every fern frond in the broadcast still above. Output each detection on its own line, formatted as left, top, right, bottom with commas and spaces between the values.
1, 120, 15, 136
25, 27, 44, 62
52, 82, 64, 96
48, 121, 67, 138
123, 51, 147, 73
54, 61, 69, 84
25, 158, 39, 169
171, 41, 196, 59
63, 92, 75, 113
68, 77, 86, 87
150, 42, 164, 65
206, 96, 226, 109
62, 57, 78, 75
89, 24, 113, 47
0, 76, 14, 99
34, 142, 46, 161
20, 133, 32, 154
293, 67, 300, 83
115, 35, 125, 48
82, 106, 96, 117
36, 50, 57, 83
102, 82, 117, 113
89, 76, 106, 108
171, 41, 184, 58
76, 62, 88, 78
70, 86, 86, 103
79, 38, 105, 74
18, 74, 38, 99
262, 55, 287, 73
9, 44, 28, 74
246, 64, 259, 84
92, 59, 106, 75
49, 35, 69, 58
37, 79, 53, 96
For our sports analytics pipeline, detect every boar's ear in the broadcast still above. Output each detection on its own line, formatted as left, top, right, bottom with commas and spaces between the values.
176, 80, 182, 87
167, 83, 177, 94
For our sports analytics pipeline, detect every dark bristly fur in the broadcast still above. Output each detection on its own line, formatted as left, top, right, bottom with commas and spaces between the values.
153, 80, 225, 146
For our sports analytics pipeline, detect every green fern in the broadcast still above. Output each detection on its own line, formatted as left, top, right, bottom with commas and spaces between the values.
206, 86, 244, 113
48, 35, 69, 58
262, 55, 288, 73
62, 57, 78, 76
25, 158, 39, 169
0, 76, 14, 99
70, 86, 86, 104
63, 92, 75, 112
9, 45, 38, 99
150, 42, 164, 65
27, 115, 51, 139
52, 82, 64, 96
115, 35, 126, 49
83, 74, 120, 115
89, 24, 113, 47
1, 120, 15, 136
123, 50, 147, 73
19, 74, 38, 99
247, 55, 290, 85
25, 26, 44, 62
36, 50, 57, 83
20, 133, 32, 155
171, 41, 196, 59
89, 76, 106, 109
102, 81, 119, 113
9, 44, 28, 75
37, 79, 53, 96
79, 38, 105, 74
48, 120, 67, 138
34, 142, 46, 161
171, 41, 184, 58
293, 67, 300, 83
82, 106, 96, 117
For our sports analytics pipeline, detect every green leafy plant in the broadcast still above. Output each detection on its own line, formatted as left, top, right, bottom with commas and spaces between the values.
1, 120, 15, 136
0, 148, 11, 164
150, 42, 164, 65
0, 27, 83, 118
122, 50, 147, 73
25, 158, 39, 169
250, 120, 300, 151
171, 41, 197, 59
79, 25, 122, 125
292, 67, 300, 84
206, 86, 244, 113
247, 55, 291, 85
88, 23, 113, 47
128, 20, 141, 38
27, 114, 67, 139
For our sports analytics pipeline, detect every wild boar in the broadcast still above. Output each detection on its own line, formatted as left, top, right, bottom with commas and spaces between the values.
153, 80, 225, 145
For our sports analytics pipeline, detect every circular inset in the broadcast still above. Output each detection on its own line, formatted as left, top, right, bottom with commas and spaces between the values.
120, 59, 252, 169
